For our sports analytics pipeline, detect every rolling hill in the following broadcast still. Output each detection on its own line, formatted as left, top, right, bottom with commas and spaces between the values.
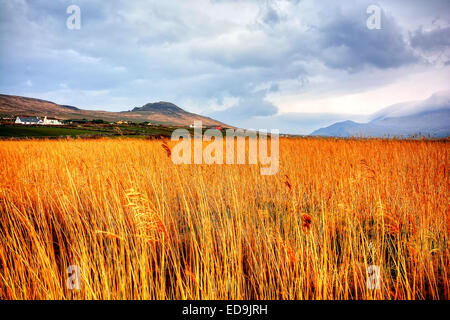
311, 91, 450, 138
0, 94, 227, 127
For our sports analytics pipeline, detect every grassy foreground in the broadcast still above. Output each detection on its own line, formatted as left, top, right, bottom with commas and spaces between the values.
0, 138, 448, 299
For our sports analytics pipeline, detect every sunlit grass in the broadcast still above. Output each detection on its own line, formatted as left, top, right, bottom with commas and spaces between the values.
0, 137, 448, 299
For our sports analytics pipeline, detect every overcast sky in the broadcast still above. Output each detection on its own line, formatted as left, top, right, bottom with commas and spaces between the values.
0, 0, 449, 133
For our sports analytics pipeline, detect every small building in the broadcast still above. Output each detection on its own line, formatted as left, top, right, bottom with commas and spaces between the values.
15, 116, 43, 125
116, 120, 130, 125
15, 116, 62, 125
42, 116, 63, 125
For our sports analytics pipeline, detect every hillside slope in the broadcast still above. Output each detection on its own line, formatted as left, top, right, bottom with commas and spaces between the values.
0, 94, 226, 126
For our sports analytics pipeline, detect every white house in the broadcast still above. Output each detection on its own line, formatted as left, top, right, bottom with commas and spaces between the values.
15, 116, 63, 125
15, 116, 43, 125
42, 116, 63, 125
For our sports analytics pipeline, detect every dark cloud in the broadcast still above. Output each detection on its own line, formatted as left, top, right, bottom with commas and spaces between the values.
258, 2, 282, 26
317, 6, 418, 70
410, 26, 450, 51
208, 89, 278, 124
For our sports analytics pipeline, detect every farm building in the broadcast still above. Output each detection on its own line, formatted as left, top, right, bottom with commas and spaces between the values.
42, 116, 63, 125
15, 116, 63, 125
15, 116, 43, 125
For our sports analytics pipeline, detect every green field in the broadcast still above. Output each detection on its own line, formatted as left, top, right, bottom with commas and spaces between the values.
0, 124, 185, 138
0, 124, 231, 139
0, 125, 105, 137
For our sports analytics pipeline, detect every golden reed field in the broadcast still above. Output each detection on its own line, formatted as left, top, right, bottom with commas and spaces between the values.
0, 137, 448, 300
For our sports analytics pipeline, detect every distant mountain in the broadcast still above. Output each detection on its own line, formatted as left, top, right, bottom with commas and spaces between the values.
0, 94, 226, 127
132, 102, 184, 113
312, 120, 367, 137
311, 91, 450, 137
128, 101, 222, 124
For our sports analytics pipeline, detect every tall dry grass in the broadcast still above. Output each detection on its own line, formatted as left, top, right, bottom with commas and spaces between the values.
0, 137, 448, 299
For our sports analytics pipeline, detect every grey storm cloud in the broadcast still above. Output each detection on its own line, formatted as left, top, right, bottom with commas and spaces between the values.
317, 7, 418, 70
209, 89, 278, 122
410, 26, 450, 51
0, 0, 448, 130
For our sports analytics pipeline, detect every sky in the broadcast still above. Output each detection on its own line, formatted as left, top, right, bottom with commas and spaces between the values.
0, 0, 449, 133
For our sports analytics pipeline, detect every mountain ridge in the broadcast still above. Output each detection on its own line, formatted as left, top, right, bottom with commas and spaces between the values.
311, 91, 450, 137
131, 102, 185, 113
0, 94, 226, 127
